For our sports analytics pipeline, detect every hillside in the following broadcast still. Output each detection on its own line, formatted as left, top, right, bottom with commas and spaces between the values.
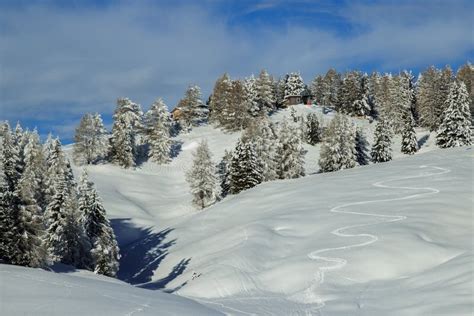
0, 263, 221, 315
55, 105, 473, 315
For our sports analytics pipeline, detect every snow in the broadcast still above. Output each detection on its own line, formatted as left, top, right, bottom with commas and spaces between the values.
0, 263, 222, 315
23, 104, 472, 315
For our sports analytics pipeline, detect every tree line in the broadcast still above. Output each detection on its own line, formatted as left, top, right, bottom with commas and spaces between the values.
0, 122, 119, 276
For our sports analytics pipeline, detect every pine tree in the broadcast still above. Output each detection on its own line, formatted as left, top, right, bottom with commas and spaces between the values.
242, 119, 278, 181
178, 85, 206, 130
400, 111, 419, 155
73, 113, 108, 165
15, 130, 47, 267
147, 99, 172, 164
256, 69, 275, 114
436, 81, 472, 148
371, 118, 393, 163
284, 72, 305, 100
0, 125, 22, 264
319, 114, 357, 172
311, 75, 325, 105
456, 63, 474, 122
355, 127, 370, 165
338, 71, 363, 114
209, 73, 233, 125
185, 141, 218, 209
78, 170, 120, 276
305, 113, 322, 145
275, 76, 288, 108
110, 98, 142, 168
44, 179, 71, 264
217, 150, 232, 198
229, 139, 263, 194
244, 75, 260, 117
323, 68, 341, 108
275, 120, 305, 179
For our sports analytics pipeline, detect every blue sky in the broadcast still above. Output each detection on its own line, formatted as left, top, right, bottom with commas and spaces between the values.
0, 0, 473, 143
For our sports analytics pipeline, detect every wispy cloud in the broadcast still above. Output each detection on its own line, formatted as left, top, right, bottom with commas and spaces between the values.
0, 0, 472, 141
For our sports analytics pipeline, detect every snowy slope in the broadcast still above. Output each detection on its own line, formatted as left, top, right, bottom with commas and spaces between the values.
0, 263, 222, 315
59, 106, 473, 315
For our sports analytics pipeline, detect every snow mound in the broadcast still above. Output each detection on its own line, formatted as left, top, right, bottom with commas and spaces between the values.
0, 264, 221, 316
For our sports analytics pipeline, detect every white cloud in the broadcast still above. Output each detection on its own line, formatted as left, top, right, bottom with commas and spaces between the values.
0, 0, 472, 139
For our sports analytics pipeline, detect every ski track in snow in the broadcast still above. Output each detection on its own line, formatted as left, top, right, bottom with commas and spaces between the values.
303, 165, 450, 314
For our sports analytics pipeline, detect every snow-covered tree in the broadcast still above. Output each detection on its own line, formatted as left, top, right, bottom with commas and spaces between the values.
371, 118, 393, 163
110, 98, 143, 168
255, 69, 275, 114
284, 72, 305, 100
229, 139, 263, 194
275, 76, 288, 108
242, 119, 278, 181
311, 75, 325, 105
322, 68, 341, 108
73, 113, 108, 165
78, 170, 120, 276
416, 66, 452, 131
186, 141, 218, 209
146, 99, 172, 164
318, 114, 357, 172
15, 130, 47, 267
401, 111, 419, 155
178, 85, 207, 130
244, 75, 260, 117
456, 63, 474, 121
209, 73, 233, 124
436, 81, 472, 148
305, 113, 322, 145
275, 120, 305, 179
338, 71, 363, 114
0, 125, 22, 264
355, 127, 370, 165
217, 150, 232, 198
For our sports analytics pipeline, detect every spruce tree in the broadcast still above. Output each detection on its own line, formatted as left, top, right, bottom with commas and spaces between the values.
275, 120, 305, 179
0, 126, 22, 264
284, 72, 305, 100
209, 73, 233, 125
305, 113, 322, 145
73, 113, 108, 165
229, 139, 263, 194
147, 99, 172, 164
401, 112, 419, 155
256, 69, 275, 114
371, 118, 393, 163
355, 127, 370, 165
178, 85, 206, 130
15, 131, 47, 267
319, 114, 357, 172
456, 63, 474, 122
311, 75, 325, 105
244, 75, 260, 118
217, 150, 232, 198
323, 68, 341, 108
110, 98, 142, 168
78, 170, 120, 276
44, 179, 72, 264
436, 81, 472, 148
185, 141, 218, 209
242, 119, 278, 181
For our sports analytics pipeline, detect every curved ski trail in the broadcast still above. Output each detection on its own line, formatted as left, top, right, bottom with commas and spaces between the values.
304, 165, 450, 312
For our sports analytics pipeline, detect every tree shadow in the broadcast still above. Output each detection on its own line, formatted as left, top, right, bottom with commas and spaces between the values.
139, 257, 191, 292
418, 134, 430, 148
170, 140, 183, 159
111, 218, 176, 285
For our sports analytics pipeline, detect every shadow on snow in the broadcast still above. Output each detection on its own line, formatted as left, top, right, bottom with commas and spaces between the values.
111, 218, 190, 292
